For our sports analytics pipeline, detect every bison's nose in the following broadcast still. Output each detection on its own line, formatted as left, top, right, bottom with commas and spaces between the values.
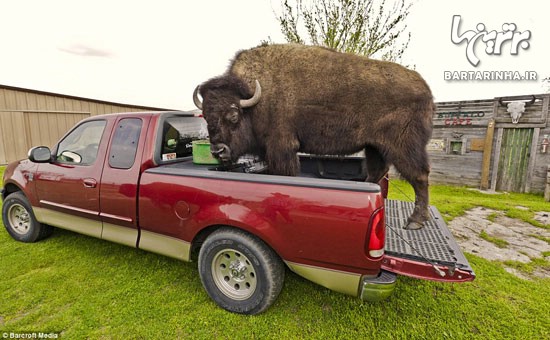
210, 143, 231, 162
210, 143, 228, 155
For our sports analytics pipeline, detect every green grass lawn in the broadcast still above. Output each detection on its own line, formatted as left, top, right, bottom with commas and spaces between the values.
1, 167, 549, 339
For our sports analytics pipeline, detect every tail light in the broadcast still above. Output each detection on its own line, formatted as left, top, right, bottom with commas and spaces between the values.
366, 207, 385, 258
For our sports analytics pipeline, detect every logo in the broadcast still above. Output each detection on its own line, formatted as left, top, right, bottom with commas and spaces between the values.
451, 15, 531, 67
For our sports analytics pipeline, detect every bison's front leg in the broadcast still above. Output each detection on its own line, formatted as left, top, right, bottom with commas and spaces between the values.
364, 146, 389, 183
265, 137, 300, 176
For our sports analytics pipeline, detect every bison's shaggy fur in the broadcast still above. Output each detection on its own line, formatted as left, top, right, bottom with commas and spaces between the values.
197, 44, 434, 229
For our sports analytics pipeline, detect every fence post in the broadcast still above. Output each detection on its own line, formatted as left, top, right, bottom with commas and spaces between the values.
545, 165, 550, 202
480, 119, 495, 190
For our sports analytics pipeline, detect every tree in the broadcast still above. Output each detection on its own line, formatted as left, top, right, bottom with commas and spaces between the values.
275, 0, 412, 62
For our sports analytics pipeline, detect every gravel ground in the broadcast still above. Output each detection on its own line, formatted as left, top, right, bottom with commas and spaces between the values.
447, 207, 550, 279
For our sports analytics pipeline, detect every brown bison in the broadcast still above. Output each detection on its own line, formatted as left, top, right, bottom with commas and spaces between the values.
193, 44, 434, 230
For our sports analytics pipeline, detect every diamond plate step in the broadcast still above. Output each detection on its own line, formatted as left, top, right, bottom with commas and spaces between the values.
385, 200, 473, 271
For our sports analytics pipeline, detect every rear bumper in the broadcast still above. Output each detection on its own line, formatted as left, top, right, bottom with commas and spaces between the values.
286, 261, 396, 300
382, 255, 476, 282
359, 270, 397, 302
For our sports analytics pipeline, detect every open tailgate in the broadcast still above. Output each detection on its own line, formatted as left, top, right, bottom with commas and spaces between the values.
382, 200, 475, 282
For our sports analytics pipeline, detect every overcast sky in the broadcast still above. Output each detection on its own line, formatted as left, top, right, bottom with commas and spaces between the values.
1, 0, 548, 110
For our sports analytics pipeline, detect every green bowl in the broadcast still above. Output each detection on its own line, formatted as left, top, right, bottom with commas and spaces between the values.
192, 140, 220, 165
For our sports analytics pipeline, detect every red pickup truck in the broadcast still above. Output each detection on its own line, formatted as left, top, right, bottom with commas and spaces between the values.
1, 111, 474, 314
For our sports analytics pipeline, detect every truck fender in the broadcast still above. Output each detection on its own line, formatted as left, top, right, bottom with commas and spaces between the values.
2, 161, 37, 205
191, 203, 285, 262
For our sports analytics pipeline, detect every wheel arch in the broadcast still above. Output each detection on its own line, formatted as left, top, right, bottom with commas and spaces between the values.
2, 182, 23, 200
190, 223, 285, 265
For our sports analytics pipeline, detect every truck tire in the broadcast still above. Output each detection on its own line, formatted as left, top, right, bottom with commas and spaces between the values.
198, 227, 285, 315
2, 191, 53, 243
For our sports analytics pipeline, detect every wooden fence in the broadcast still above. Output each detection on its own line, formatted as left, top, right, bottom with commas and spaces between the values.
397, 93, 550, 195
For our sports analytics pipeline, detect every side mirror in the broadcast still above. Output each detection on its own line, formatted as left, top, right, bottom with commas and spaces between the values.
28, 146, 52, 163
58, 150, 82, 164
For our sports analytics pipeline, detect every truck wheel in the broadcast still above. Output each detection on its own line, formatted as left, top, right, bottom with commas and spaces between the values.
2, 192, 52, 243
198, 228, 285, 315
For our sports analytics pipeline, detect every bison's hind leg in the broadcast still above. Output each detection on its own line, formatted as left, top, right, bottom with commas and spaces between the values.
403, 172, 430, 230
364, 145, 389, 183
389, 147, 431, 230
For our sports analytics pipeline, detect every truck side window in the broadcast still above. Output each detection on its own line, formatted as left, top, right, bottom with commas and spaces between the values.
56, 120, 107, 165
109, 118, 143, 169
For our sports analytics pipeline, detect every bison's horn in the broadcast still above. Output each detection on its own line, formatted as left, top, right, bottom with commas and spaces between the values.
193, 85, 203, 110
526, 95, 536, 106
240, 80, 262, 108
498, 97, 506, 106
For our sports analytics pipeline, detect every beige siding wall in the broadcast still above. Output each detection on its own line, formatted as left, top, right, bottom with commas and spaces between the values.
0, 86, 156, 115
0, 111, 28, 164
24, 112, 90, 148
0, 86, 169, 164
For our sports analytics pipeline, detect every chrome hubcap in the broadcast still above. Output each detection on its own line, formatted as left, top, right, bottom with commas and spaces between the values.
211, 249, 257, 300
8, 204, 31, 235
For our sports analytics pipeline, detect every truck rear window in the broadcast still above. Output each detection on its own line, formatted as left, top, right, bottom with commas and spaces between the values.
160, 116, 208, 161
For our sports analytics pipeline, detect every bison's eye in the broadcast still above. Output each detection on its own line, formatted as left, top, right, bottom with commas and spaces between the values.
225, 105, 240, 124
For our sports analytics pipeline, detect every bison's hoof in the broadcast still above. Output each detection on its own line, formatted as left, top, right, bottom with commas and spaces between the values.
404, 221, 424, 230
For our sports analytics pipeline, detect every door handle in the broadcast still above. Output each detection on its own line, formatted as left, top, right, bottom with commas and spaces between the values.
83, 178, 97, 188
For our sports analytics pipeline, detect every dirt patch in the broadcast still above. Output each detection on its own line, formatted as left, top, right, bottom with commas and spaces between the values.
447, 207, 550, 279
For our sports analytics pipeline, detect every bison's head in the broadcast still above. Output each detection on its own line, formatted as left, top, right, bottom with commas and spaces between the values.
193, 76, 262, 163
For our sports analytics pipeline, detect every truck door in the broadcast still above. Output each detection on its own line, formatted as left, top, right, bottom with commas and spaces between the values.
34, 119, 110, 238
99, 117, 147, 247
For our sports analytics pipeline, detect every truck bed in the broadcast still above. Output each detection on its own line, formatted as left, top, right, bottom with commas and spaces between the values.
150, 157, 381, 193
155, 156, 474, 281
